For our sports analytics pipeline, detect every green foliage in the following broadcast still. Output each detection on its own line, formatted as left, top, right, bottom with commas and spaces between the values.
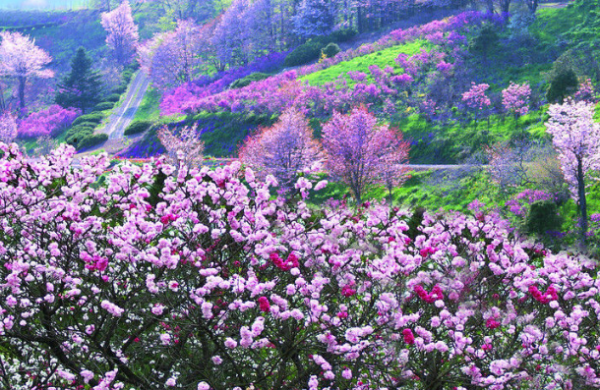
525, 200, 563, 236
546, 67, 578, 103
94, 102, 115, 111
106, 93, 122, 103
469, 23, 499, 59
321, 42, 340, 58
72, 113, 104, 126
77, 133, 108, 150
284, 40, 324, 67
229, 72, 271, 89
328, 28, 357, 43
55, 47, 102, 113
124, 120, 152, 136
66, 128, 93, 146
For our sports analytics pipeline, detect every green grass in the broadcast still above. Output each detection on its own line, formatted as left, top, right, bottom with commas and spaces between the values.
133, 87, 161, 123
300, 40, 429, 87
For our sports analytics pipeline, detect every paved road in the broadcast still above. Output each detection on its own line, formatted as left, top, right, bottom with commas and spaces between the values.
104, 71, 150, 142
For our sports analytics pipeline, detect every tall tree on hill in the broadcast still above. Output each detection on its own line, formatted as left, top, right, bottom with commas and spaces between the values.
292, 0, 335, 40
101, 1, 139, 67
0, 31, 54, 111
212, 0, 252, 66
55, 48, 102, 114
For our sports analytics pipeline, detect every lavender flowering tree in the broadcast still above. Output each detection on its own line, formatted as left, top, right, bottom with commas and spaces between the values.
323, 105, 410, 204
239, 107, 324, 189
0, 112, 17, 143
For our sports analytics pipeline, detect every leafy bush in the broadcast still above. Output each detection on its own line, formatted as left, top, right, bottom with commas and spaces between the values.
525, 199, 563, 235
122, 69, 134, 85
66, 128, 93, 146
321, 42, 340, 58
72, 113, 104, 126
546, 67, 579, 103
106, 93, 122, 102
113, 85, 127, 94
328, 28, 357, 42
284, 40, 324, 67
469, 23, 499, 59
124, 120, 152, 136
77, 133, 108, 150
94, 102, 115, 111
229, 72, 271, 89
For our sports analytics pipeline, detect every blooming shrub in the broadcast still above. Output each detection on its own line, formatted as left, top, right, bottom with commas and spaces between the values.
1, 143, 599, 389
17, 104, 80, 138
502, 82, 531, 117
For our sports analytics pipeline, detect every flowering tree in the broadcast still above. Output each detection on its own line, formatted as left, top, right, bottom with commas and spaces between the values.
211, 0, 252, 67
139, 20, 205, 88
101, 1, 139, 67
0, 31, 54, 110
545, 99, 600, 244
574, 77, 596, 103
462, 82, 491, 126
502, 81, 531, 118
1, 143, 600, 389
157, 124, 205, 171
293, 0, 335, 40
238, 107, 324, 189
0, 111, 17, 143
323, 105, 410, 204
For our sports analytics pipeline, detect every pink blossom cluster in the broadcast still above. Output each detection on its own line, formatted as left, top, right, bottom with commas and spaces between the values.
502, 82, 531, 117
462, 82, 491, 111
1, 142, 600, 389
17, 104, 80, 138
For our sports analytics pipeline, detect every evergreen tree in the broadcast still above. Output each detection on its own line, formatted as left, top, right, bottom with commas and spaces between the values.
55, 48, 102, 113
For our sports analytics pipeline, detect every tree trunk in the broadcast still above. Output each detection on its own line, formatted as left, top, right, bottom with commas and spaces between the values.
18, 76, 26, 110
577, 157, 588, 247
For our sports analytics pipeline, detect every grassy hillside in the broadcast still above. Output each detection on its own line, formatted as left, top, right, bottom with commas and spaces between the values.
301, 40, 429, 86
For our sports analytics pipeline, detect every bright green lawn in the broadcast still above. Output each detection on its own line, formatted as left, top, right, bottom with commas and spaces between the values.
300, 40, 429, 87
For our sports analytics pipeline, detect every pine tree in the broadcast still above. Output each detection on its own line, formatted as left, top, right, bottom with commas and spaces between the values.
55, 47, 102, 113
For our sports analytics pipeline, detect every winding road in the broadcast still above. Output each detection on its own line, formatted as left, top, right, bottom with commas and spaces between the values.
101, 71, 150, 151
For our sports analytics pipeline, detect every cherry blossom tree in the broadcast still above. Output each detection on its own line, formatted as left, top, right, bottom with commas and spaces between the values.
574, 77, 596, 103
502, 81, 531, 118
238, 107, 324, 188
545, 99, 600, 244
157, 124, 205, 170
0, 31, 54, 110
0, 112, 17, 143
211, 0, 252, 67
139, 19, 205, 88
101, 1, 139, 67
323, 105, 410, 204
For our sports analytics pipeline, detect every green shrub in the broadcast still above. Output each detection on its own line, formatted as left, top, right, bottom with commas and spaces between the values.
66, 128, 93, 146
284, 41, 324, 67
94, 102, 115, 111
321, 42, 340, 58
124, 120, 153, 136
546, 67, 578, 103
328, 28, 356, 42
229, 72, 271, 89
469, 23, 499, 59
72, 113, 104, 126
77, 133, 108, 150
525, 200, 563, 236
106, 93, 121, 102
